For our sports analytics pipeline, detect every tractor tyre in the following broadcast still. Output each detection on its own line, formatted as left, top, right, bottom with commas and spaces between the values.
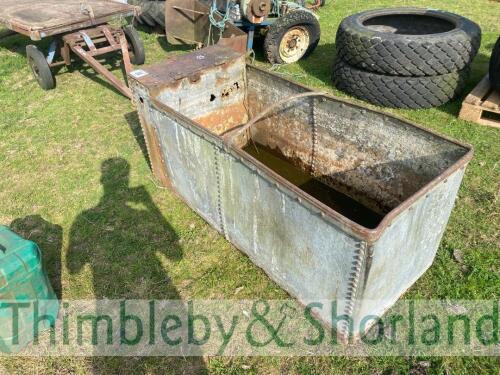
150, 1, 166, 28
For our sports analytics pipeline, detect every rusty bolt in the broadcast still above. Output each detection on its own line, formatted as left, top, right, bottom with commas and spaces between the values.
251, 0, 271, 18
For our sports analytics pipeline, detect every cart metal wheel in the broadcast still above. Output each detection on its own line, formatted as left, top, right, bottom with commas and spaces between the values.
264, 10, 320, 64
123, 25, 146, 65
26, 45, 55, 90
278, 26, 310, 64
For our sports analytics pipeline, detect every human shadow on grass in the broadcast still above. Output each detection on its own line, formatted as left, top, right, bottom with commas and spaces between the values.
10, 215, 63, 299
66, 157, 207, 374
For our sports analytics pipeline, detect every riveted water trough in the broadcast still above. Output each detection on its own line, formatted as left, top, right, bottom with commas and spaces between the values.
129, 45, 473, 338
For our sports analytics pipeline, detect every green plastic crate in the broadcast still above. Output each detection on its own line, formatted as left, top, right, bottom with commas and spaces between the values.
0, 225, 59, 353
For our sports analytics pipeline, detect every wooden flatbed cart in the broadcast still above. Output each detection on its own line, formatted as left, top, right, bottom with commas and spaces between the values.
0, 0, 145, 98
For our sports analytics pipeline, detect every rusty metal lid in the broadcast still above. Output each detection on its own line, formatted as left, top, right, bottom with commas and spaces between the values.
128, 45, 244, 90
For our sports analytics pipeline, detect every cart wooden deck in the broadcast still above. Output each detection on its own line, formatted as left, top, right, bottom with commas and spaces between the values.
0, 0, 137, 40
0, 0, 143, 98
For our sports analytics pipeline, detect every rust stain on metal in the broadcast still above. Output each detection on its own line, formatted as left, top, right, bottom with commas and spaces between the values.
130, 46, 473, 242
138, 112, 172, 188
131, 45, 244, 98
195, 103, 248, 135
129, 47, 473, 338
165, 0, 247, 54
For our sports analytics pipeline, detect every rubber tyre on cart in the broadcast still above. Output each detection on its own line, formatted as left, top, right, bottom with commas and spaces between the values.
26, 45, 55, 90
336, 8, 481, 76
489, 36, 500, 91
123, 25, 146, 65
332, 57, 470, 109
264, 10, 320, 64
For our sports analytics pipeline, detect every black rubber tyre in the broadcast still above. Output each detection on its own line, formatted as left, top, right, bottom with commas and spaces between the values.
150, 1, 166, 28
133, 0, 165, 28
489, 36, 500, 91
332, 57, 470, 109
138, 0, 157, 27
264, 10, 320, 64
141, 11, 157, 27
26, 45, 55, 90
124, 26, 146, 65
134, 14, 144, 25
129, 0, 148, 25
336, 8, 481, 77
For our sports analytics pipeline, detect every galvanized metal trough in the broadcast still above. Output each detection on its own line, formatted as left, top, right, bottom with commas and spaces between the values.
129, 46, 473, 338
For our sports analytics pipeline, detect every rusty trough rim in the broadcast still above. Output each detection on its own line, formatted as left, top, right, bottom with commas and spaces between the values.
148, 64, 473, 244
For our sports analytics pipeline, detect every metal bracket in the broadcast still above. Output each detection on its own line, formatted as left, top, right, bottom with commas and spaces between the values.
46, 39, 58, 64
62, 25, 132, 98
80, 31, 96, 51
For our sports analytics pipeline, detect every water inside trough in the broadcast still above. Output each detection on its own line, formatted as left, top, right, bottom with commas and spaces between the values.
243, 142, 384, 229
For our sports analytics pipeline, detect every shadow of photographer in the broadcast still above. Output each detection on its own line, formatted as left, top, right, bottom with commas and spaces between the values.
66, 157, 206, 374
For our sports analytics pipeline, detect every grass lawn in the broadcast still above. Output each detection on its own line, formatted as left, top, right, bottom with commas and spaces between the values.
0, 0, 499, 373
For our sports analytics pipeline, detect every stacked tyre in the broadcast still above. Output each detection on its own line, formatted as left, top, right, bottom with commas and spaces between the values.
332, 8, 482, 109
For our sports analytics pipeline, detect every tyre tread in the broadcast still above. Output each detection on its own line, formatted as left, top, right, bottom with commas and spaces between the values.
332, 58, 470, 109
336, 9, 481, 76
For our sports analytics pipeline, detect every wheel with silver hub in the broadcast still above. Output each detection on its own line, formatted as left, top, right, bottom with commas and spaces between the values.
264, 10, 320, 65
